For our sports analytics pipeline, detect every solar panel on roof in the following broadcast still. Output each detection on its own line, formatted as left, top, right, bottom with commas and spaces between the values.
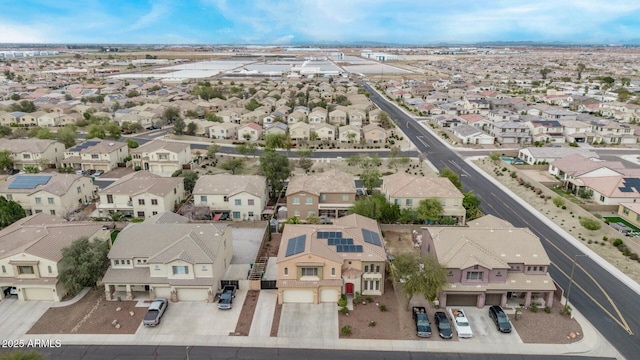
618, 178, 640, 193
317, 231, 342, 239
69, 140, 100, 152
336, 244, 363, 253
285, 235, 306, 257
362, 228, 382, 246
8, 175, 52, 189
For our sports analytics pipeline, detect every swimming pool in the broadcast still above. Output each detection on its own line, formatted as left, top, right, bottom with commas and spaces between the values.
500, 156, 525, 165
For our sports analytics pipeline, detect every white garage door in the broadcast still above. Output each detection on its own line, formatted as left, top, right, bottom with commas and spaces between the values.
282, 289, 314, 303
320, 289, 339, 303
177, 288, 208, 302
23, 287, 54, 301
154, 287, 172, 298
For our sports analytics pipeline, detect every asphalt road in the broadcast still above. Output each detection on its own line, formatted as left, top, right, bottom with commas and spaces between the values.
7, 345, 614, 360
361, 82, 640, 359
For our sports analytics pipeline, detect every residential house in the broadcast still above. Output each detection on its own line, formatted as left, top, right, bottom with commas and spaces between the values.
618, 203, 640, 230
362, 123, 387, 144
0, 138, 65, 170
421, 215, 556, 308
61, 139, 129, 173
312, 123, 336, 141
308, 109, 327, 125
209, 122, 239, 140
0, 173, 95, 217
328, 109, 347, 126
130, 140, 191, 177
541, 109, 578, 121
487, 109, 519, 122
286, 170, 356, 221
0, 214, 109, 301
451, 124, 495, 145
338, 125, 361, 143
518, 147, 598, 165
264, 122, 288, 137
562, 120, 595, 143
460, 114, 491, 129
590, 120, 636, 145
192, 174, 268, 221
97, 171, 185, 219
525, 120, 565, 144
348, 109, 366, 127
276, 214, 386, 304
102, 212, 233, 302
237, 122, 263, 141
488, 121, 531, 145
287, 110, 307, 125
381, 172, 466, 225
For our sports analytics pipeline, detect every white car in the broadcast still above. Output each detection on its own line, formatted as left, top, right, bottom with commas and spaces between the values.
3, 287, 17, 297
447, 308, 473, 338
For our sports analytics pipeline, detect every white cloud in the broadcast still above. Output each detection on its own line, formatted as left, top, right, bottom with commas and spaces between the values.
0, 23, 46, 43
272, 34, 294, 44
126, 0, 172, 31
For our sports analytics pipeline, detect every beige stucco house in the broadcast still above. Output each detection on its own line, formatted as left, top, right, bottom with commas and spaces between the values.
0, 213, 109, 301
362, 123, 387, 144
61, 139, 129, 173
276, 214, 387, 304
102, 212, 233, 302
130, 140, 191, 177
209, 122, 239, 140
338, 125, 361, 143
192, 174, 268, 221
237, 122, 263, 141
289, 122, 311, 141
0, 138, 66, 171
285, 169, 356, 221
0, 173, 96, 217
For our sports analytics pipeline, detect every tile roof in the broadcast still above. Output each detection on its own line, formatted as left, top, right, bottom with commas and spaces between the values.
552, 154, 625, 177
192, 174, 267, 197
130, 139, 189, 154
382, 172, 463, 199
286, 169, 355, 196
0, 173, 87, 196
99, 171, 183, 197
0, 138, 61, 153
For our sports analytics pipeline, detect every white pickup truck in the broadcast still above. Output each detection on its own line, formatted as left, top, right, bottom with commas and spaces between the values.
447, 308, 473, 338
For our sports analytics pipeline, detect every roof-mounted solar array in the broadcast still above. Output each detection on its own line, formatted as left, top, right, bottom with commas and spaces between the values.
8, 175, 52, 189
285, 235, 306, 257
68, 140, 100, 152
618, 178, 640, 193
327, 238, 354, 246
316, 231, 343, 239
336, 244, 363, 253
362, 228, 382, 246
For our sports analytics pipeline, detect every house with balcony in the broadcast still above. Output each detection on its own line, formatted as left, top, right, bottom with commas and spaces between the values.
589, 120, 636, 145
0, 213, 109, 301
285, 170, 356, 221
96, 171, 185, 219
0, 174, 95, 218
562, 120, 594, 144
61, 139, 129, 173
488, 121, 531, 145
264, 122, 288, 137
381, 172, 466, 225
525, 120, 565, 144
192, 174, 268, 221
102, 212, 232, 302
328, 109, 347, 126
276, 213, 386, 304
130, 140, 191, 177
0, 138, 65, 171
347, 109, 366, 127
421, 215, 556, 308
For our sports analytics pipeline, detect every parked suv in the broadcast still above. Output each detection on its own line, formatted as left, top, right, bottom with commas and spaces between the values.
488, 305, 512, 333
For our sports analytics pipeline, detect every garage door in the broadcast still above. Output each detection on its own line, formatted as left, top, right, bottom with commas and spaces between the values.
485, 294, 503, 306
446, 294, 477, 306
282, 289, 314, 303
320, 289, 339, 303
154, 287, 172, 298
95, 165, 109, 171
177, 288, 208, 302
23, 287, 54, 301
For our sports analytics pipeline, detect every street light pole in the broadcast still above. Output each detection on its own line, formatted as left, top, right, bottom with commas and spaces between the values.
565, 254, 588, 309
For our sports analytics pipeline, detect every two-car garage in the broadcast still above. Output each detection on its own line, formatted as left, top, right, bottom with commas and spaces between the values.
280, 288, 340, 304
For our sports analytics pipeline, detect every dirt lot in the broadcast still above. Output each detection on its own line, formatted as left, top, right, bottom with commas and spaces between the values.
510, 301, 583, 344
28, 289, 145, 334
234, 290, 259, 336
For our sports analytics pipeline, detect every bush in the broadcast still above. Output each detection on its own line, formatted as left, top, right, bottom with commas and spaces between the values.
580, 217, 601, 231
529, 302, 538, 313
552, 197, 565, 208
341, 325, 352, 336
613, 238, 623, 247
339, 306, 349, 315
562, 304, 572, 317
365, 296, 374, 302
368, 320, 377, 327
379, 304, 388, 312
630, 253, 639, 261
544, 306, 552, 314
354, 292, 362, 303
338, 297, 347, 308
561, 205, 567, 210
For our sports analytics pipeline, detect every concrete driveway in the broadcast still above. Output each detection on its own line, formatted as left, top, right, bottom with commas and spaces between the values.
462, 307, 522, 344
278, 303, 338, 339
0, 298, 52, 337
139, 290, 246, 336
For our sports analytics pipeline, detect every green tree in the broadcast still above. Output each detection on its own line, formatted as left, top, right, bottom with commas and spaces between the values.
236, 142, 257, 157
540, 68, 551, 80
389, 253, 448, 308
126, 138, 139, 148
126, 90, 139, 98
361, 168, 382, 194
186, 122, 198, 136
58, 237, 110, 296
298, 157, 313, 173
173, 118, 186, 135
0, 125, 13, 138
180, 171, 199, 193
439, 167, 462, 191
105, 121, 122, 140
0, 150, 14, 172
86, 124, 105, 139
264, 133, 292, 151
259, 150, 291, 196
376, 111, 394, 129
23, 165, 39, 174
10, 100, 36, 113
207, 143, 221, 159
245, 98, 262, 111
553, 197, 565, 208
0, 350, 45, 360
162, 106, 181, 124
220, 158, 245, 174
10, 93, 20, 101
56, 126, 77, 148
577, 188, 593, 200
399, 208, 418, 224
580, 217, 601, 231
0, 195, 26, 229
576, 63, 586, 81
462, 191, 481, 221
205, 113, 223, 122
417, 198, 443, 222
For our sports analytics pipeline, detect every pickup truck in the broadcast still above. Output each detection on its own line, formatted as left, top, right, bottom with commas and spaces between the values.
447, 307, 473, 338
143, 297, 168, 327
217, 285, 237, 310
412, 306, 432, 338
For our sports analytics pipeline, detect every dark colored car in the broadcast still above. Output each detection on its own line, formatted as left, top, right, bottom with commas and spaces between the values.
489, 305, 512, 333
7, 168, 19, 175
434, 311, 453, 339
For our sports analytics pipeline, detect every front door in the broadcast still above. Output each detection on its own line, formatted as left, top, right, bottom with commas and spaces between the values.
345, 283, 354, 294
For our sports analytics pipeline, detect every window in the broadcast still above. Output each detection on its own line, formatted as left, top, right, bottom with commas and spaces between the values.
527, 266, 531, 271
5, 194, 11, 201
107, 194, 113, 204
48, 197, 54, 204
342, 195, 349, 201
294, 210, 300, 216
34, 210, 42, 214
22, 154, 31, 159
376, 265, 380, 273
159, 154, 168, 160
152, 211, 158, 215
200, 196, 207, 202
307, 210, 315, 217
394, 199, 400, 205
50, 210, 56, 215
406, 199, 413, 206
151, 199, 158, 205
301, 268, 318, 277
292, 197, 300, 205
248, 211, 254, 217
364, 281, 368, 290
284, 267, 289, 276
234, 199, 241, 206
232, 211, 241, 219
138, 199, 145, 205
466, 271, 483, 280
115, 260, 120, 265
137, 211, 145, 217
496, 271, 502, 277
331, 268, 336, 276
18, 266, 34, 275
306, 197, 313, 205
48, 266, 52, 274
1, 265, 5, 273
223, 196, 229, 202
320, 194, 327, 201
35, 197, 42, 204
248, 199, 254, 206
91, 154, 99, 159
623, 207, 630, 215
440, 199, 446, 206
375, 281, 380, 290
364, 265, 369, 273
172, 266, 189, 275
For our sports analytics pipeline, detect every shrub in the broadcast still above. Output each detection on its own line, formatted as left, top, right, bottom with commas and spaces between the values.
365, 296, 374, 302
562, 304, 572, 317
552, 197, 565, 208
530, 303, 538, 313
544, 306, 552, 314
379, 304, 388, 312
341, 325, 352, 336
339, 306, 349, 315
338, 297, 347, 307
630, 253, 639, 261
561, 205, 567, 210
354, 292, 362, 303
369, 320, 377, 327
613, 238, 623, 247
580, 217, 601, 231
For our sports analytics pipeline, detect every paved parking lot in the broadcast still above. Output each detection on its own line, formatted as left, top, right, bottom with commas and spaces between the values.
278, 303, 338, 339
0, 298, 52, 337
461, 307, 522, 344
138, 290, 247, 336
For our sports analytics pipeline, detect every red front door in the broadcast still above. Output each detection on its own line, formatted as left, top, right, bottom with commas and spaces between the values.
345, 283, 354, 294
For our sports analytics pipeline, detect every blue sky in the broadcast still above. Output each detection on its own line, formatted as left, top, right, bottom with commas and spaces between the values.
1, 0, 640, 44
